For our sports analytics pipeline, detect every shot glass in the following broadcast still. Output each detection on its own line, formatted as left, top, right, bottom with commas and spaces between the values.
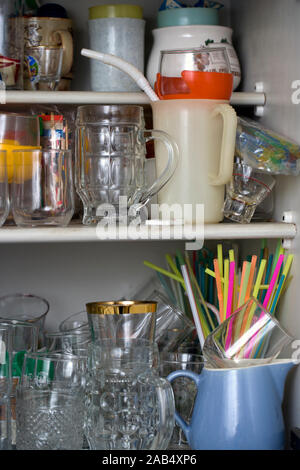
25, 46, 63, 91
16, 351, 86, 450
0, 150, 9, 226
223, 162, 276, 224
203, 297, 294, 368
11, 149, 74, 227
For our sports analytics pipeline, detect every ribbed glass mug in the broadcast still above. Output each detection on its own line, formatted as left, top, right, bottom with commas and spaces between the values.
75, 105, 178, 225
85, 339, 175, 450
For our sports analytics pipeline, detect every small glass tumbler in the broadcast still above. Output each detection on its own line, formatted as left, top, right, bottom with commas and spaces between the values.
203, 297, 294, 369
25, 46, 63, 91
16, 351, 86, 450
44, 331, 91, 354
59, 311, 89, 333
0, 293, 49, 338
0, 150, 9, 226
223, 162, 276, 224
160, 351, 204, 450
11, 149, 74, 227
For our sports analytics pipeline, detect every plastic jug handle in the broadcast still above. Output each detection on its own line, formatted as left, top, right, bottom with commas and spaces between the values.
209, 104, 237, 186
131, 129, 179, 210
167, 369, 203, 444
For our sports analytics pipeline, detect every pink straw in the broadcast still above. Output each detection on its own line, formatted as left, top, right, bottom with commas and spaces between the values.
224, 261, 235, 351
226, 261, 235, 319
263, 254, 284, 309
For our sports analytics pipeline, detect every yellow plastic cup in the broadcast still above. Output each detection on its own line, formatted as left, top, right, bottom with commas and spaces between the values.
89, 4, 143, 19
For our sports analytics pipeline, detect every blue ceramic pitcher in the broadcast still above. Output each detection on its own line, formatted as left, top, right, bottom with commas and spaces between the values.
167, 359, 298, 450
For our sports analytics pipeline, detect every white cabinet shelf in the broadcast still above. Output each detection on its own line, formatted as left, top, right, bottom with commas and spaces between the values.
0, 221, 295, 244
1, 91, 266, 106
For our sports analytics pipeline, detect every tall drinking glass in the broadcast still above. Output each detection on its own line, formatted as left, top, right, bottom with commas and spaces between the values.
86, 301, 157, 342
0, 150, 9, 226
11, 149, 74, 226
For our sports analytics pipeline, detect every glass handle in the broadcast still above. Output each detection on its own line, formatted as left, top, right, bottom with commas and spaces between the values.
166, 370, 201, 445
131, 130, 179, 211
151, 376, 175, 450
209, 104, 237, 186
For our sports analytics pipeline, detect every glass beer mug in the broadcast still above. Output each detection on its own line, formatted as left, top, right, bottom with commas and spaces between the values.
75, 104, 178, 225
84, 339, 175, 450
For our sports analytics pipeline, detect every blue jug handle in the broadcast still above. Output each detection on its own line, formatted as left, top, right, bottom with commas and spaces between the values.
167, 370, 203, 444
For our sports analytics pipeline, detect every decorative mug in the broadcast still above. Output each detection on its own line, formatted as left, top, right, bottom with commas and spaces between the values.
23, 17, 73, 90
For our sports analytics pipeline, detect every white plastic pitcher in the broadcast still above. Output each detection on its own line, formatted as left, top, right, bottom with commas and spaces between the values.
151, 99, 237, 224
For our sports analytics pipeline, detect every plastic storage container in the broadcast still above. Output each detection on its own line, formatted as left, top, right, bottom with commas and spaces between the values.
88, 4, 145, 92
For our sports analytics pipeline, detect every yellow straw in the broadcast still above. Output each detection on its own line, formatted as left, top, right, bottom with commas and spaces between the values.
205, 268, 224, 282
253, 260, 267, 299
217, 244, 223, 278
223, 259, 229, 317
229, 249, 235, 263
166, 254, 182, 278
144, 261, 185, 288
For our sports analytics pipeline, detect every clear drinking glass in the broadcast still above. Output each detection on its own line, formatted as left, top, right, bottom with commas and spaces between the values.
85, 339, 175, 450
16, 351, 87, 450
203, 297, 295, 369
11, 149, 74, 227
44, 331, 91, 354
0, 293, 49, 333
59, 311, 89, 333
147, 290, 195, 353
0, 113, 40, 189
75, 104, 178, 225
0, 150, 9, 226
156, 47, 233, 100
86, 301, 157, 343
0, 320, 39, 448
223, 161, 276, 224
0, 1, 23, 89
0, 324, 11, 450
160, 351, 204, 450
25, 46, 63, 91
